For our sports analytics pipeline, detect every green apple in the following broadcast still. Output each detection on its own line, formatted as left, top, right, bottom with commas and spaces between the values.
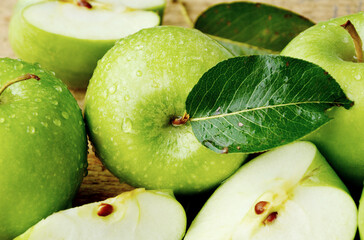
15, 188, 186, 240
9, 0, 165, 89
281, 13, 364, 187
0, 58, 87, 239
84, 26, 247, 194
184, 141, 357, 240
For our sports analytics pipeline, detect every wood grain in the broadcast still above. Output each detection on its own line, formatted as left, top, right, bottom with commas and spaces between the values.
0, 0, 362, 206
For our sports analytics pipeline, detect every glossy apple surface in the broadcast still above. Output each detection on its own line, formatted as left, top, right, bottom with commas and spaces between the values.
9, 0, 165, 89
84, 26, 247, 194
15, 189, 186, 240
281, 13, 364, 186
185, 141, 357, 240
0, 58, 87, 239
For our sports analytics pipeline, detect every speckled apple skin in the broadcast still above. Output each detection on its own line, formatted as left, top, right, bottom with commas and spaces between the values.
0, 58, 87, 239
85, 26, 247, 194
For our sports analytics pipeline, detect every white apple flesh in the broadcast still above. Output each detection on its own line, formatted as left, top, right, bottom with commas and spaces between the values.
9, 0, 164, 89
15, 189, 186, 240
184, 141, 357, 240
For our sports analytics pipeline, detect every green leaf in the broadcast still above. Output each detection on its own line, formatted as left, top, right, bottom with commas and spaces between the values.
186, 55, 353, 154
194, 2, 314, 55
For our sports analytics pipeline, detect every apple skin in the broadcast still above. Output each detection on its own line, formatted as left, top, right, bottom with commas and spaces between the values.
184, 141, 357, 240
281, 12, 364, 187
9, 1, 165, 89
84, 26, 247, 195
0, 58, 88, 239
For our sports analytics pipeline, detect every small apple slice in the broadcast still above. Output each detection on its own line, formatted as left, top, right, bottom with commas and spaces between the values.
184, 141, 357, 240
359, 188, 364, 239
15, 189, 186, 240
9, 0, 164, 89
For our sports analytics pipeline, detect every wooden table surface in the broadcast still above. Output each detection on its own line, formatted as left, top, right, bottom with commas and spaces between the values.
0, 0, 362, 206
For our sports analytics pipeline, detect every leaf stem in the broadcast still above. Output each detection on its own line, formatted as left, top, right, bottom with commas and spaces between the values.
0, 74, 40, 97
189, 100, 351, 122
172, 112, 190, 126
341, 20, 363, 63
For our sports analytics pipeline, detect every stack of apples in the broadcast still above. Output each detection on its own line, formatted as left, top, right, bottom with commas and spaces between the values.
1, 0, 364, 239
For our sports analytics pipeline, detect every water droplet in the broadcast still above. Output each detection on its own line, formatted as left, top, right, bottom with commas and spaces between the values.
14, 63, 23, 70
35, 98, 41, 103
122, 118, 133, 133
135, 45, 144, 50
0, 118, 5, 123
62, 112, 69, 119
53, 119, 61, 126
27, 126, 35, 134
151, 80, 160, 88
124, 95, 130, 101
321, 25, 326, 29
108, 85, 117, 94
136, 70, 142, 77
41, 122, 48, 127
355, 74, 362, 80
52, 100, 59, 106
54, 86, 63, 92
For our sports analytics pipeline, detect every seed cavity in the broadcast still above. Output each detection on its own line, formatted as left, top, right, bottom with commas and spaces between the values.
97, 203, 114, 217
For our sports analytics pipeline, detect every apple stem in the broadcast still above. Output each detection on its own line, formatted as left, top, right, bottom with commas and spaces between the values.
172, 112, 190, 126
341, 20, 363, 63
76, 0, 92, 9
0, 74, 40, 97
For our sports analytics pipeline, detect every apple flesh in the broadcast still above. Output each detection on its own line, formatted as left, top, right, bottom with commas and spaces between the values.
15, 189, 186, 240
9, 0, 165, 89
0, 58, 88, 239
184, 141, 357, 240
281, 13, 364, 187
84, 26, 247, 194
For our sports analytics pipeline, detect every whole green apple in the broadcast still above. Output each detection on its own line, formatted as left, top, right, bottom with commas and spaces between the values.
9, 0, 165, 89
0, 58, 88, 239
281, 12, 364, 187
15, 189, 186, 240
185, 141, 357, 240
84, 26, 247, 195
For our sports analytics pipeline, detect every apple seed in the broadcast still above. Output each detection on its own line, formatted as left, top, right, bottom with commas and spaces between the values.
76, 0, 92, 9
254, 201, 269, 215
97, 203, 114, 217
263, 211, 278, 225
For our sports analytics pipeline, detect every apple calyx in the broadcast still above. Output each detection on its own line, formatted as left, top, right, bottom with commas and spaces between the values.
341, 20, 363, 63
172, 112, 190, 126
0, 73, 40, 97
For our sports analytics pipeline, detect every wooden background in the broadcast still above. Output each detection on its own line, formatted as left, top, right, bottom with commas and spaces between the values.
0, 0, 363, 206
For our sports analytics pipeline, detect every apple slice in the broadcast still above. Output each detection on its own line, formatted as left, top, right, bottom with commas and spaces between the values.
359, 189, 364, 239
15, 189, 186, 240
184, 141, 357, 240
9, 0, 164, 89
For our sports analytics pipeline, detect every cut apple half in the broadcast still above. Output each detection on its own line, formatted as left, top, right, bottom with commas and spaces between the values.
22, 1, 161, 40
184, 141, 357, 240
15, 189, 186, 240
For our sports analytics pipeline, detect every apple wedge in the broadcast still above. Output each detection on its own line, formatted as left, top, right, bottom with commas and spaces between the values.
184, 141, 357, 240
15, 189, 186, 240
359, 189, 364, 239
9, 0, 165, 89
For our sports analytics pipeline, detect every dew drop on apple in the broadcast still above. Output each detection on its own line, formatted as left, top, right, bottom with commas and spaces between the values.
14, 63, 23, 70
34, 98, 41, 103
355, 74, 362, 80
54, 85, 63, 92
62, 112, 69, 119
53, 119, 62, 126
122, 118, 133, 133
136, 70, 142, 77
0, 118, 5, 123
27, 126, 35, 134
124, 94, 130, 101
108, 85, 117, 94
151, 80, 160, 88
